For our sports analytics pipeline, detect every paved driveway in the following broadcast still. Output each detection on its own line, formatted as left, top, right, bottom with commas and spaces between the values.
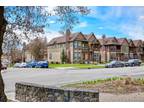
2, 66, 144, 94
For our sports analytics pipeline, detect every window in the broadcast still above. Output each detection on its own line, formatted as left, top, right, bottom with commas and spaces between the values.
74, 52, 81, 60
74, 41, 78, 48
110, 46, 116, 51
78, 42, 81, 47
93, 53, 99, 61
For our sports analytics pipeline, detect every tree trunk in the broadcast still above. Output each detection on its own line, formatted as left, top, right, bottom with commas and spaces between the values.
0, 6, 7, 102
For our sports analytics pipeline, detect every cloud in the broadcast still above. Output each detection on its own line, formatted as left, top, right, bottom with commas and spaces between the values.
120, 24, 144, 40
78, 22, 88, 28
49, 20, 55, 24
41, 6, 56, 15
88, 6, 124, 20
98, 26, 104, 30
88, 7, 144, 40
44, 30, 61, 42
138, 15, 144, 21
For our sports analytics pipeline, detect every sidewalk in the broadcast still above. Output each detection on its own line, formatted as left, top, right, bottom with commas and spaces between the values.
6, 92, 18, 102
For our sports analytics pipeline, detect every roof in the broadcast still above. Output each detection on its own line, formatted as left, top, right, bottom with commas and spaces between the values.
48, 36, 66, 45
128, 39, 135, 47
133, 40, 143, 47
48, 32, 86, 45
117, 38, 129, 45
99, 37, 120, 45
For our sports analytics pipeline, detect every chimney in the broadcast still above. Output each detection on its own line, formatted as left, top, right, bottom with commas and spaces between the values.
66, 29, 71, 42
65, 29, 71, 63
102, 34, 106, 39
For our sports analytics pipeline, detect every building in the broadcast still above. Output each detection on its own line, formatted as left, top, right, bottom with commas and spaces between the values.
99, 37, 121, 62
133, 40, 144, 61
47, 31, 144, 63
47, 30, 101, 64
117, 38, 129, 61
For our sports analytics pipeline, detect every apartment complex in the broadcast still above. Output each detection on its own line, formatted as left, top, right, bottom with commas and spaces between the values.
47, 30, 144, 63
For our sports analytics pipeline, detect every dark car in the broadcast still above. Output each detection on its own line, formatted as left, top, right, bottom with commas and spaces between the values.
35, 61, 49, 68
126, 59, 142, 67
27, 61, 38, 68
105, 60, 125, 68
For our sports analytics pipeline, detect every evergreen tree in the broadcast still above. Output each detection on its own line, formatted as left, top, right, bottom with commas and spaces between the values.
61, 49, 67, 64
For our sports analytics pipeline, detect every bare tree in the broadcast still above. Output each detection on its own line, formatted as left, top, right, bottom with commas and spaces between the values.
0, 6, 90, 101
27, 37, 47, 61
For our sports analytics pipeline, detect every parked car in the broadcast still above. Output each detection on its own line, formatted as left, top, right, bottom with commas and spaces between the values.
19, 62, 28, 68
13, 63, 21, 68
125, 59, 142, 67
105, 60, 125, 68
35, 61, 49, 68
13, 62, 28, 68
27, 61, 38, 68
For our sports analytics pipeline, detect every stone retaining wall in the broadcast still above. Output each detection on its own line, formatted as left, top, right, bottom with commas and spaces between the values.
15, 82, 99, 102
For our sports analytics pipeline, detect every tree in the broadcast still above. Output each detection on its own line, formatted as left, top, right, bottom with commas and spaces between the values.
0, 7, 7, 102
61, 49, 67, 64
27, 37, 47, 61
0, 6, 90, 101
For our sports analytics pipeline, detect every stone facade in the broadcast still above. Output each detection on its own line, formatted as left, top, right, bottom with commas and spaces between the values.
15, 82, 99, 102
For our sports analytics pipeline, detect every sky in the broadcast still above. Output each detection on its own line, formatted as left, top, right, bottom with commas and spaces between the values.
45, 6, 144, 42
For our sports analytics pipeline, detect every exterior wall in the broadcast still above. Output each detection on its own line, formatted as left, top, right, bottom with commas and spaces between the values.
25, 51, 34, 62
15, 82, 99, 102
47, 37, 144, 63
93, 51, 101, 63
47, 44, 66, 63
100, 46, 107, 63
121, 44, 129, 54
120, 44, 129, 61
70, 42, 74, 63
107, 52, 117, 62
136, 47, 143, 60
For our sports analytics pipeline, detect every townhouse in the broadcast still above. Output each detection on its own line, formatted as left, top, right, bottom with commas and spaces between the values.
47, 30, 144, 63
99, 36, 121, 62
47, 30, 101, 63
133, 40, 144, 61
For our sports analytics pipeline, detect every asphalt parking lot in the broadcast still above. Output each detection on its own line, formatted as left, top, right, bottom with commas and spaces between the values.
2, 66, 144, 94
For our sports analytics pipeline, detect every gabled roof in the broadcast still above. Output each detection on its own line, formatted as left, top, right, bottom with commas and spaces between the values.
133, 40, 143, 47
99, 37, 120, 45
128, 39, 135, 47
85, 33, 96, 40
48, 32, 87, 45
117, 38, 129, 45
48, 36, 65, 45
71, 32, 87, 41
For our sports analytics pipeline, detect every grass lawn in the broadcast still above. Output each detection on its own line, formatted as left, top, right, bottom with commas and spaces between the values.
62, 77, 144, 94
49, 63, 105, 69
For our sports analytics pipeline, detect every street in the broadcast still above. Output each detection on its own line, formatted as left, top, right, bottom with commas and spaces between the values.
2, 66, 144, 94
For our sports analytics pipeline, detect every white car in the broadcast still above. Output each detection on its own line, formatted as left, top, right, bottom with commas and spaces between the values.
14, 62, 27, 68
19, 62, 28, 68
14, 63, 21, 68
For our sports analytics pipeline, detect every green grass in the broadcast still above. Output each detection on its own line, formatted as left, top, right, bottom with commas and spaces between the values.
63, 77, 144, 88
49, 63, 104, 69
82, 77, 124, 84
62, 77, 124, 88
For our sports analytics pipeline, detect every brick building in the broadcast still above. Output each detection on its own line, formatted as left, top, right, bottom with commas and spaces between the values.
47, 31, 144, 63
